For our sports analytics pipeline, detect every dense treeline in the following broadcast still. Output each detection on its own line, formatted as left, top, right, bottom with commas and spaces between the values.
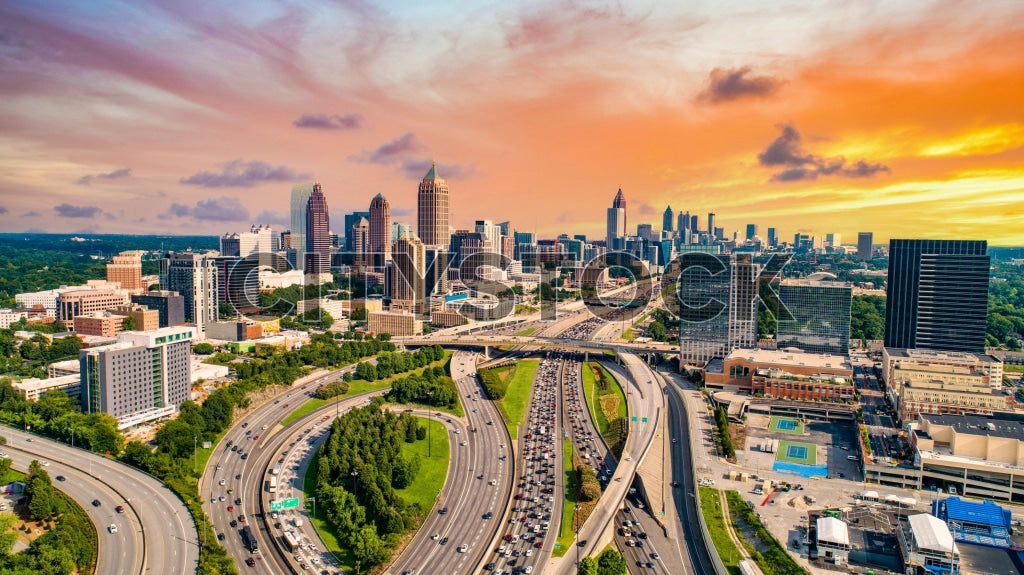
0, 460, 97, 574
988, 262, 1024, 350
315, 404, 427, 572
296, 333, 394, 369
0, 328, 83, 378
713, 406, 735, 459
0, 233, 217, 307
577, 547, 627, 575
352, 345, 445, 382
386, 367, 459, 408
850, 295, 885, 342
0, 383, 123, 454
478, 363, 516, 400
726, 490, 809, 575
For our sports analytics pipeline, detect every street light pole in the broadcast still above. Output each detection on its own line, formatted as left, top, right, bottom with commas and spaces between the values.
574, 504, 581, 567
427, 391, 433, 458
351, 470, 359, 499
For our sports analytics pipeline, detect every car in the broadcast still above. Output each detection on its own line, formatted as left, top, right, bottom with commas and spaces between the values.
219, 479, 226, 486
235, 498, 242, 505
239, 514, 246, 522
227, 488, 234, 494
217, 532, 225, 541
245, 557, 257, 567
230, 520, 237, 528
55, 475, 65, 482
262, 424, 269, 430
440, 537, 448, 545
650, 552, 660, 559
458, 544, 468, 553
115, 505, 125, 513
241, 454, 248, 460
41, 461, 49, 466
228, 505, 234, 512
252, 435, 259, 441
431, 533, 440, 540
92, 499, 101, 507
219, 495, 225, 502
108, 523, 117, 533
439, 507, 448, 515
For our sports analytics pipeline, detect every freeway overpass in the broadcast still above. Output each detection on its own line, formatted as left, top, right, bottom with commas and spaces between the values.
395, 334, 680, 358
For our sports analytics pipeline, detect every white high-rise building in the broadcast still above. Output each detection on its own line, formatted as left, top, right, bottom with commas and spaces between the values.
474, 220, 500, 253
159, 252, 218, 337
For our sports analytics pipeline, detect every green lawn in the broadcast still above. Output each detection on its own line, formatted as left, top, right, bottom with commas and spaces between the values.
395, 417, 450, 515
698, 487, 743, 575
512, 326, 538, 336
495, 359, 540, 439
0, 468, 26, 484
281, 398, 327, 426
620, 328, 636, 341
582, 362, 627, 454
553, 439, 576, 557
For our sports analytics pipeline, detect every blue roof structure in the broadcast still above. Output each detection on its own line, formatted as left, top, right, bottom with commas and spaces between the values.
943, 497, 1010, 528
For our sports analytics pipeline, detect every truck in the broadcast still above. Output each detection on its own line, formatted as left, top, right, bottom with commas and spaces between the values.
241, 525, 258, 553
271, 464, 281, 476
268, 475, 278, 493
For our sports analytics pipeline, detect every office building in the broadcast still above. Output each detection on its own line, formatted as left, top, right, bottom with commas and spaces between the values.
131, 290, 185, 328
767, 227, 777, 248
885, 239, 989, 353
159, 252, 218, 336
707, 213, 716, 241
213, 256, 259, 315
606, 207, 625, 249
110, 304, 160, 332
367, 310, 420, 338
106, 251, 145, 293
57, 289, 130, 324
500, 235, 516, 261
350, 217, 370, 268
857, 232, 873, 261
777, 279, 853, 354
745, 224, 757, 241
11, 374, 81, 402
825, 233, 841, 250
881, 348, 1008, 422
424, 247, 450, 297
474, 219, 500, 253
343, 211, 370, 252
637, 223, 655, 242
290, 183, 315, 271
498, 221, 512, 236
369, 193, 391, 267
703, 348, 853, 400
73, 311, 127, 337
679, 254, 759, 365
390, 232, 427, 315
0, 309, 28, 329
417, 161, 450, 249
612, 188, 626, 233
305, 183, 331, 274
79, 326, 194, 428
221, 224, 279, 267
663, 206, 674, 233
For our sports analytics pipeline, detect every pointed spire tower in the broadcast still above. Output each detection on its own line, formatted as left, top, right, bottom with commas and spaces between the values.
613, 188, 626, 233
418, 161, 450, 249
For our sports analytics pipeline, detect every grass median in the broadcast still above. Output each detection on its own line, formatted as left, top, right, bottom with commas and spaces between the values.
698, 487, 743, 575
486, 359, 539, 439
582, 362, 628, 457
553, 438, 576, 557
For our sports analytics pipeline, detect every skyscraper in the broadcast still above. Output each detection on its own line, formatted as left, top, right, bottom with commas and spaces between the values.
612, 188, 627, 234
679, 253, 759, 364
290, 184, 314, 271
369, 193, 391, 267
391, 232, 427, 315
777, 279, 853, 354
885, 239, 989, 353
417, 161, 450, 249
159, 252, 218, 336
857, 232, 873, 261
305, 183, 330, 274
606, 207, 625, 249
745, 224, 758, 241
767, 228, 777, 248
707, 213, 716, 241
690, 215, 699, 234
351, 217, 370, 268
826, 233, 841, 250
343, 211, 370, 251
474, 219, 500, 253
663, 206, 674, 233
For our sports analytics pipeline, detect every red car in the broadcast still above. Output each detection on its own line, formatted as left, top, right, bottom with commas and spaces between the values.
535, 541, 543, 548
227, 505, 234, 512
239, 514, 246, 523
245, 557, 255, 567
505, 534, 513, 541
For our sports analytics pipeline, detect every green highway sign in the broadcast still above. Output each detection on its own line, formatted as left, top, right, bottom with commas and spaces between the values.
271, 498, 300, 511
641, 417, 648, 423
658, 510, 665, 517
631, 416, 637, 422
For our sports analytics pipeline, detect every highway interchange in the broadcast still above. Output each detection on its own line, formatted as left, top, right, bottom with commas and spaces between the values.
12, 298, 715, 575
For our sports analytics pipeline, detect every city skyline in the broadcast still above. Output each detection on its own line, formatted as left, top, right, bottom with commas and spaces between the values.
1, 2, 1022, 244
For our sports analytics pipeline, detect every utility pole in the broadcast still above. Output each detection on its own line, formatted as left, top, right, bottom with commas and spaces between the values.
427, 392, 433, 458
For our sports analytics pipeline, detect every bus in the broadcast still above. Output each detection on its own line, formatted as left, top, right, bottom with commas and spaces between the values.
282, 529, 302, 552
268, 476, 278, 493
241, 525, 258, 553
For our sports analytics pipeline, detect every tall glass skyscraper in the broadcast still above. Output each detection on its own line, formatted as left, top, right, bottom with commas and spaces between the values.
776, 279, 852, 354
305, 183, 330, 274
290, 183, 314, 271
417, 161, 450, 249
884, 239, 989, 353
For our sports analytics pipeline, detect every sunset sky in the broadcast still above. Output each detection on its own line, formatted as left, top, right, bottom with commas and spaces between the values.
1, 1, 1022, 245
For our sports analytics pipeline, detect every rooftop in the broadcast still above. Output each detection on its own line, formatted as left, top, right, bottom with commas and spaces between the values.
885, 347, 1001, 365
816, 516, 850, 546
908, 513, 957, 554
921, 413, 1024, 442
942, 497, 1010, 529
725, 347, 852, 371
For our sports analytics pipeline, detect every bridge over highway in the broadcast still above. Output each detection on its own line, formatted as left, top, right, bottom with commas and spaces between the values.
395, 334, 680, 358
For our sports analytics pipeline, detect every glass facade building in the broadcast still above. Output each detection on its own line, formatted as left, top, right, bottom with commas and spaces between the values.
776, 279, 853, 354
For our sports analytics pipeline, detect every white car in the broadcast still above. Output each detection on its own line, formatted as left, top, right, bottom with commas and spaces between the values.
219, 479, 226, 486
458, 544, 468, 553
108, 524, 118, 533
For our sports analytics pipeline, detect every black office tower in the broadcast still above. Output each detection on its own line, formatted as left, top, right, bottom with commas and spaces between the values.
884, 239, 989, 353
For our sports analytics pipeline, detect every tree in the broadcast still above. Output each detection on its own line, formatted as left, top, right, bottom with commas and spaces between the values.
122, 315, 136, 331
193, 342, 215, 355
0, 457, 11, 480
154, 419, 197, 458
578, 556, 598, 575
121, 441, 155, 473
0, 512, 18, 556
646, 321, 667, 342
351, 525, 388, 570
596, 547, 627, 575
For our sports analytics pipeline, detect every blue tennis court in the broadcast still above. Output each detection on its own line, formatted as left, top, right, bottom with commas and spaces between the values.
778, 420, 797, 431
787, 444, 808, 459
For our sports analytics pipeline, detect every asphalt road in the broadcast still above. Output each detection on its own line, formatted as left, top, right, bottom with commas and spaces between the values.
390, 350, 514, 575
3, 425, 198, 575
